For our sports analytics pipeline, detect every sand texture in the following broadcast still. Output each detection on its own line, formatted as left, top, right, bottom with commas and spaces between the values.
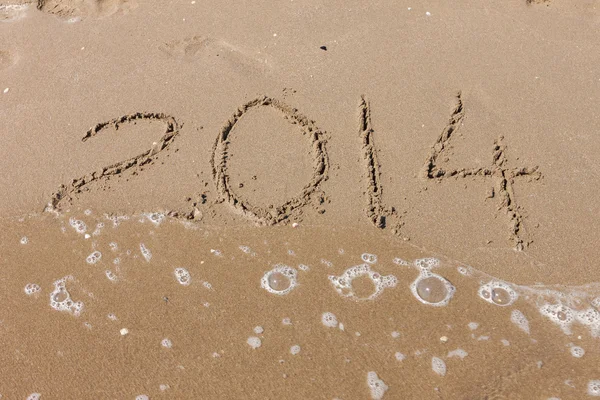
1, 0, 600, 398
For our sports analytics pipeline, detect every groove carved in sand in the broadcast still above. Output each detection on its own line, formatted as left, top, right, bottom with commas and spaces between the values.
46, 112, 181, 212
421, 92, 542, 250
211, 96, 329, 225
359, 96, 396, 229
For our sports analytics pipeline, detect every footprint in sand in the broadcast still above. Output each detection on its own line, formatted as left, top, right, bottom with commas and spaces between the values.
38, 0, 137, 20
0, 1, 31, 21
159, 36, 272, 75
0, 0, 136, 21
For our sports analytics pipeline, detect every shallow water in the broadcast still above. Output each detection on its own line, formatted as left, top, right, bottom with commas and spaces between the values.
1, 210, 599, 399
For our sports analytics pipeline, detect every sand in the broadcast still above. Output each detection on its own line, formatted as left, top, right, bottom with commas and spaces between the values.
1, 0, 600, 398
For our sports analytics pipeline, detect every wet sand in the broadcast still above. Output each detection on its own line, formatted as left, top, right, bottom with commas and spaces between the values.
1, 0, 600, 398
1, 210, 599, 399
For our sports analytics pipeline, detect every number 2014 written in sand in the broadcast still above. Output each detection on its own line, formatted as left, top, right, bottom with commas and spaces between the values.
47, 93, 541, 251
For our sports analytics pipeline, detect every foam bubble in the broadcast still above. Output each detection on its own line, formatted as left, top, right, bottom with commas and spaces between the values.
391, 331, 400, 338
361, 253, 378, 264
267, 272, 290, 290
247, 336, 262, 349
416, 276, 449, 303
253, 326, 264, 334
24, 283, 41, 296
69, 218, 87, 234
588, 380, 600, 397
510, 310, 530, 334
161, 338, 172, 349
411, 273, 455, 307
239, 245, 256, 256
282, 318, 292, 325
575, 308, 600, 337
135, 395, 149, 400
140, 243, 152, 262
174, 268, 191, 286
539, 303, 575, 334
366, 371, 388, 400
320, 259, 333, 267
261, 265, 298, 295
91, 222, 104, 236
298, 264, 310, 271
86, 251, 102, 265
501, 339, 510, 346
145, 212, 165, 226
109, 242, 118, 251
478, 281, 518, 306
105, 214, 129, 227
49, 276, 83, 316
431, 356, 447, 376
447, 349, 468, 359
329, 264, 397, 301
321, 312, 338, 328
290, 345, 301, 355
468, 322, 479, 330
108, 313, 117, 321
392, 258, 410, 266
105, 270, 118, 282
569, 344, 585, 358
394, 352, 405, 361
414, 257, 440, 271
26, 394, 41, 400
20, 236, 28, 245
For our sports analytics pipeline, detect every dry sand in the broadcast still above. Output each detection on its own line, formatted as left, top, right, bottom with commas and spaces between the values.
1, 0, 600, 398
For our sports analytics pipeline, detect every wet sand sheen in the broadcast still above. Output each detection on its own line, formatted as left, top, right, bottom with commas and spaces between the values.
1, 210, 599, 399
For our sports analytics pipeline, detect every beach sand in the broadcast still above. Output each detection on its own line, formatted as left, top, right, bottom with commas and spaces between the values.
1, 0, 600, 398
